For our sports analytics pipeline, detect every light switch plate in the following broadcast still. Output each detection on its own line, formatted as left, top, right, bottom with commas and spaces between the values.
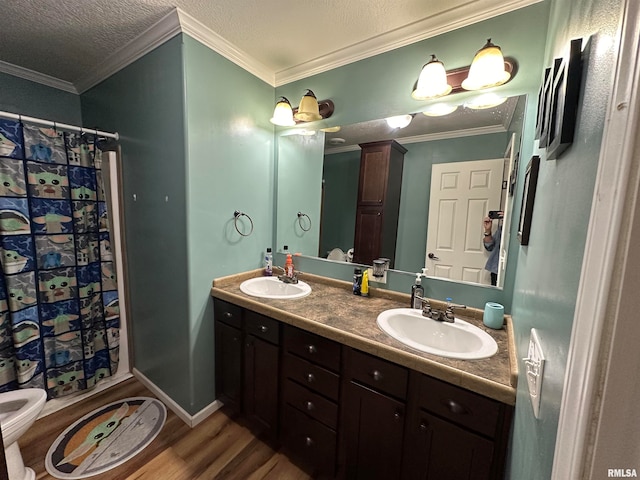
524, 328, 545, 419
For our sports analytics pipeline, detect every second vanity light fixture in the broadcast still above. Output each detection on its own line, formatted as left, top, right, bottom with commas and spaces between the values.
270, 89, 335, 127
411, 38, 515, 101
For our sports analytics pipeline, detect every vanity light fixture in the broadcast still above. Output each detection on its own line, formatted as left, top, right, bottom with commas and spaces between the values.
465, 93, 508, 110
270, 97, 296, 126
422, 103, 459, 117
461, 39, 511, 91
411, 40, 515, 101
271, 90, 335, 126
294, 89, 322, 122
411, 55, 452, 100
385, 114, 413, 129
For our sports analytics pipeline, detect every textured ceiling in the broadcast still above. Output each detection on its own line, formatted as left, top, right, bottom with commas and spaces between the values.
0, 0, 537, 90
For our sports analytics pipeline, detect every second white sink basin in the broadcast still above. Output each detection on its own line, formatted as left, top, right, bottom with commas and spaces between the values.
240, 276, 311, 299
377, 308, 498, 360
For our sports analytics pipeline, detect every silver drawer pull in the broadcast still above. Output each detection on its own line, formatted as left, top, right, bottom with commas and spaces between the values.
371, 370, 383, 381
447, 399, 467, 415
223, 312, 233, 318
306, 373, 315, 383
307, 344, 317, 354
394, 410, 402, 420
419, 421, 429, 431
305, 436, 314, 447
306, 401, 314, 411
259, 325, 268, 333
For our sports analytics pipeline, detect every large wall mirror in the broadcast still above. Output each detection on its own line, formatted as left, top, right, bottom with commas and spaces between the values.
276, 94, 527, 290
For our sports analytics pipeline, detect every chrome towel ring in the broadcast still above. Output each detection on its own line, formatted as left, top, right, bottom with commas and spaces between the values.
297, 212, 312, 232
233, 210, 254, 237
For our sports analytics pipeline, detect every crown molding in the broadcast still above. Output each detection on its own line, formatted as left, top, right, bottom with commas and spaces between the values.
176, 9, 275, 86
325, 124, 505, 154
275, 0, 542, 86
0, 60, 78, 94
75, 9, 183, 93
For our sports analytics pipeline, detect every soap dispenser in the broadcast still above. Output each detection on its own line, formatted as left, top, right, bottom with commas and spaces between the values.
410, 268, 427, 309
284, 253, 295, 278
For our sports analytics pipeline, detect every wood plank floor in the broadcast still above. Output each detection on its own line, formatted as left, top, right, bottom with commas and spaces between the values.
20, 378, 313, 480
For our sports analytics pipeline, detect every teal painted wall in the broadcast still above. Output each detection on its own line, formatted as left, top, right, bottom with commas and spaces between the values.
507, 0, 624, 478
276, 2, 550, 310
277, 132, 324, 256
183, 35, 274, 412
320, 149, 359, 256
0, 72, 82, 124
81, 35, 192, 410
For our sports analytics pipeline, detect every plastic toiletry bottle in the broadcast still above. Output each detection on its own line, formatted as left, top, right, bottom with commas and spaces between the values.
410, 268, 427, 309
361, 270, 369, 297
353, 268, 362, 295
285, 253, 295, 278
264, 248, 273, 276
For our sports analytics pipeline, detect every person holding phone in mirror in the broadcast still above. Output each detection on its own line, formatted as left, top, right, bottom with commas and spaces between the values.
483, 211, 503, 286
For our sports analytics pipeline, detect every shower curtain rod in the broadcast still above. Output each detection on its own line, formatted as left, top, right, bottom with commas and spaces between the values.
0, 110, 119, 140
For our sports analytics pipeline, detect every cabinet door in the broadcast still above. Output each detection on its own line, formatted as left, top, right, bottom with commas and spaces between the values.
403, 410, 494, 480
358, 146, 389, 205
244, 334, 279, 439
342, 382, 405, 480
214, 320, 242, 412
353, 206, 383, 266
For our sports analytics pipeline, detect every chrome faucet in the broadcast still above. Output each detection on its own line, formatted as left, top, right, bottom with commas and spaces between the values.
273, 265, 300, 284
444, 298, 466, 322
414, 295, 465, 323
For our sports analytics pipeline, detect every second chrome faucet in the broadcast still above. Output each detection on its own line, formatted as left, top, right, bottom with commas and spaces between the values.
414, 295, 466, 323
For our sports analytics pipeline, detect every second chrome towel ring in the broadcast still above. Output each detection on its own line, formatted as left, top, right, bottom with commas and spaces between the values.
297, 212, 312, 232
233, 210, 254, 237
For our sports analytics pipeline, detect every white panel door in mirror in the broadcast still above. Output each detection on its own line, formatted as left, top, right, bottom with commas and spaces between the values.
426, 158, 503, 285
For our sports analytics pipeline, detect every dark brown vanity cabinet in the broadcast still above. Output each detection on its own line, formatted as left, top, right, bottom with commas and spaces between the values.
213, 298, 513, 479
243, 310, 280, 439
401, 373, 513, 480
341, 348, 409, 480
213, 299, 280, 440
214, 300, 243, 412
353, 140, 406, 267
280, 326, 342, 477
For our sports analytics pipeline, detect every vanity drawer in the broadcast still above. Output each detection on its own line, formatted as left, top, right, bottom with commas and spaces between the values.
281, 403, 337, 476
284, 326, 341, 371
283, 353, 340, 401
417, 374, 501, 438
213, 299, 242, 329
244, 310, 280, 345
283, 379, 338, 429
345, 348, 409, 400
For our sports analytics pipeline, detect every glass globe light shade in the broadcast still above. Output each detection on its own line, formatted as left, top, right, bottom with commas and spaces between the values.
461, 39, 511, 91
270, 97, 296, 126
294, 90, 322, 122
412, 55, 452, 100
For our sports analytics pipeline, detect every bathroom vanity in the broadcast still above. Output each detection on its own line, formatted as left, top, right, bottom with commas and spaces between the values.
211, 270, 517, 480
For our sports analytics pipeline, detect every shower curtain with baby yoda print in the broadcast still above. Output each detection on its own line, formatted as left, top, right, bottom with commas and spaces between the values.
0, 118, 119, 399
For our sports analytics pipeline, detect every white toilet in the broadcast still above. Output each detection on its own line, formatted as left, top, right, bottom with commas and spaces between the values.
0, 388, 47, 480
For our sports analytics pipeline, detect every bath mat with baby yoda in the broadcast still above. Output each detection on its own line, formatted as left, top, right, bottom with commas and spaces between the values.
45, 397, 166, 479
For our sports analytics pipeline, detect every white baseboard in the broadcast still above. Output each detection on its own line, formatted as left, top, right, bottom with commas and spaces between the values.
132, 368, 222, 428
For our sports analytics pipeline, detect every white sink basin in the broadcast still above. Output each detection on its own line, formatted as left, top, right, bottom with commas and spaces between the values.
240, 276, 311, 300
376, 308, 498, 360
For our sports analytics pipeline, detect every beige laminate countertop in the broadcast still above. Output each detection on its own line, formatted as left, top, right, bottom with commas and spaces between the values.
211, 269, 518, 405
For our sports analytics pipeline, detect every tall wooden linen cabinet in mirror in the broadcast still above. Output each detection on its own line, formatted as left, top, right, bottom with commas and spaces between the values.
353, 140, 407, 267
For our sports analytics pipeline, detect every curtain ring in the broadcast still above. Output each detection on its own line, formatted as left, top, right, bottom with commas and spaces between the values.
233, 210, 254, 237
297, 212, 311, 232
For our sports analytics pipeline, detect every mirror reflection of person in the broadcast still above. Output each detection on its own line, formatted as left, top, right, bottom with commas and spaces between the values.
483, 212, 503, 286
